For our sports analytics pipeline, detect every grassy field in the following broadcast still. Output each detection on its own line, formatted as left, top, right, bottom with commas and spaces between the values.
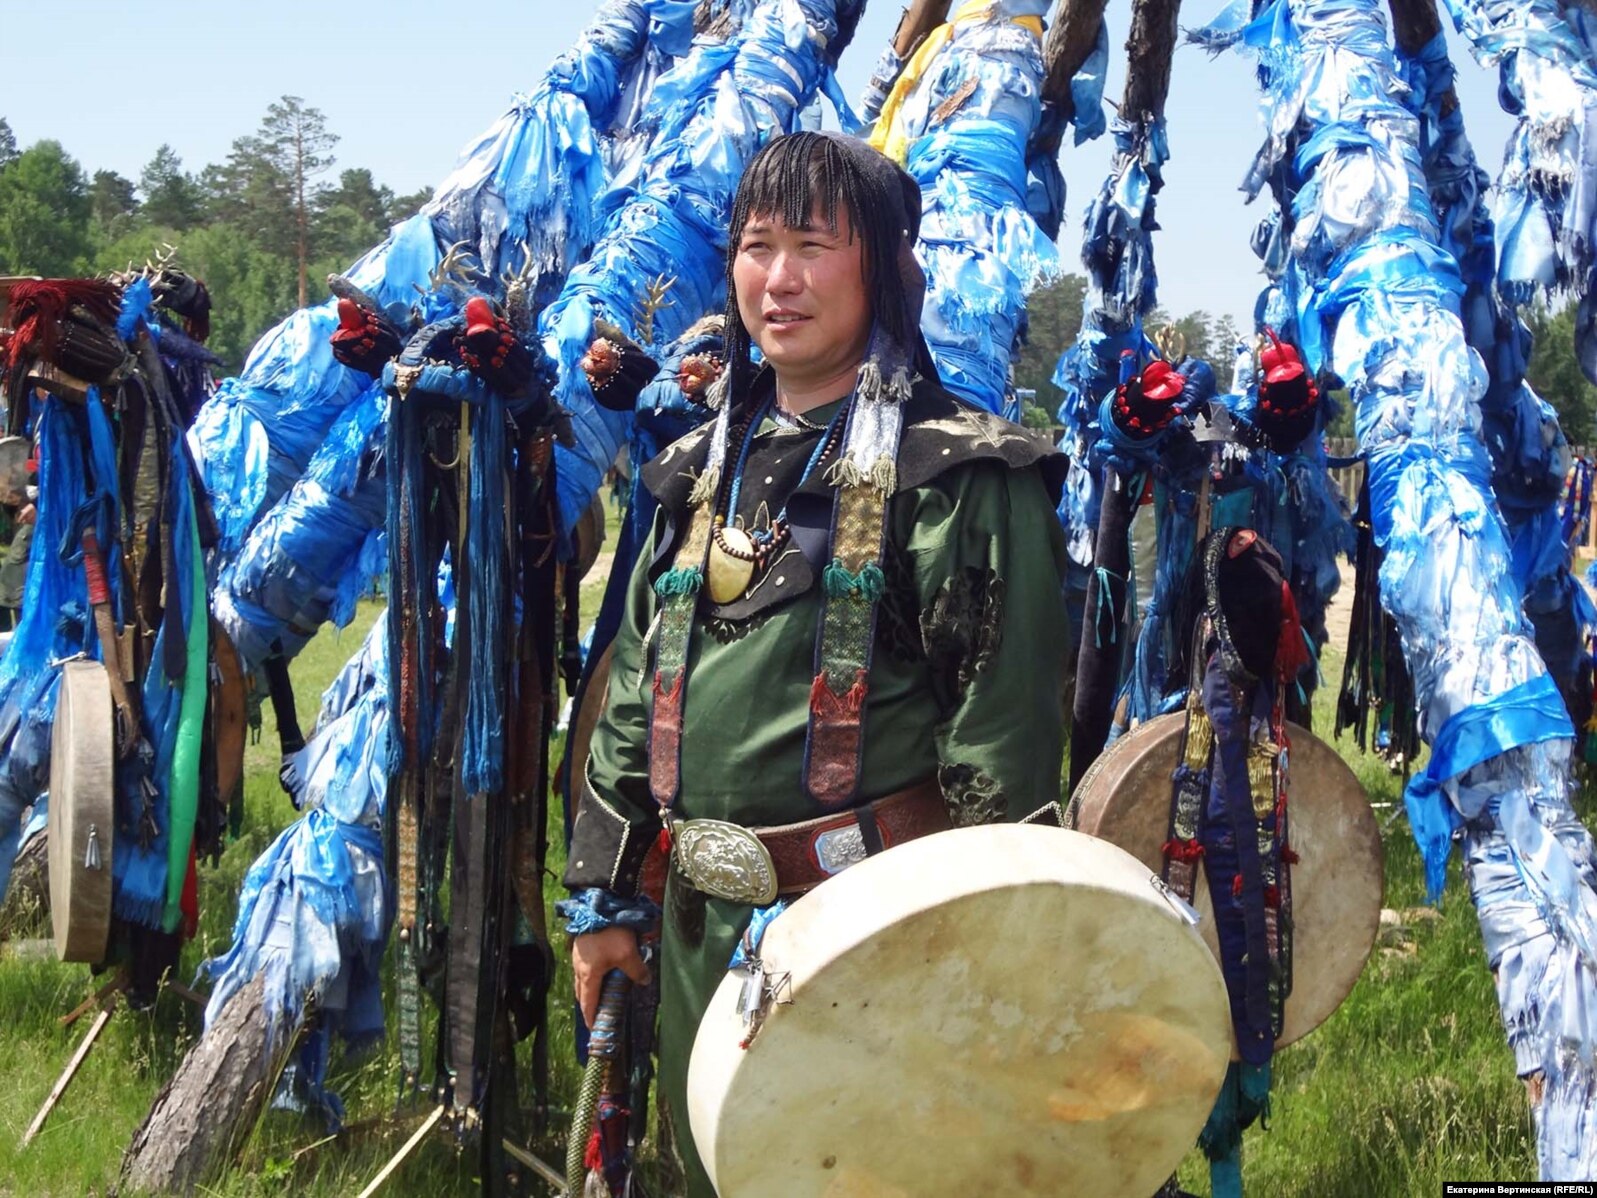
0, 612, 1557, 1195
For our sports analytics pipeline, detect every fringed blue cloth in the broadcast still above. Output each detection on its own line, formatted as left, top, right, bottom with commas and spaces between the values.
200, 616, 392, 1127
0, 399, 93, 901
281, 615, 390, 825
1439, 0, 1597, 338
1205, 0, 1597, 1176
188, 215, 439, 553
190, 0, 683, 554
212, 386, 388, 672
1394, 26, 1590, 716
879, 1, 1058, 419
540, 0, 855, 536
1053, 117, 1168, 572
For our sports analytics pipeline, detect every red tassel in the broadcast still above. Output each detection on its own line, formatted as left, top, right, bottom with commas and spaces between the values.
1162, 837, 1205, 862
809, 670, 870, 718
1276, 582, 1310, 677
1264, 885, 1281, 909
656, 826, 672, 855
1281, 846, 1300, 865
584, 1128, 604, 1172
1232, 874, 1244, 898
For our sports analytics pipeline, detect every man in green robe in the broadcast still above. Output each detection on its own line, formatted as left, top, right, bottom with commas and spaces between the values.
562, 131, 1068, 1193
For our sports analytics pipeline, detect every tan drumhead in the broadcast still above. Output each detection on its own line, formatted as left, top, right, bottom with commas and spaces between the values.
48, 660, 115, 963
1071, 713, 1383, 1051
688, 825, 1232, 1198
211, 620, 246, 806
0, 436, 28, 505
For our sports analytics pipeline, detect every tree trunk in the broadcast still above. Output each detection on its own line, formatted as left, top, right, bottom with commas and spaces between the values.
120, 976, 287, 1195
0, 829, 49, 939
295, 124, 308, 310
1386, 0, 1463, 116
1122, 0, 1184, 121
1043, 0, 1111, 117
893, 0, 954, 56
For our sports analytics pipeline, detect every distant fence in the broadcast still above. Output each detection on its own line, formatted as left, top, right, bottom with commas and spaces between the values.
1324, 437, 1364, 507
1323, 437, 1597, 560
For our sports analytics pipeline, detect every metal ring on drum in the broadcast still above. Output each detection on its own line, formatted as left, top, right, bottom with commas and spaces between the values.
687, 824, 1234, 1198
48, 659, 115, 963
1069, 712, 1384, 1052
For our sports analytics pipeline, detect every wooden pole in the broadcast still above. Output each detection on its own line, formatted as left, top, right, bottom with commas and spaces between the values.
501, 1138, 567, 1191
1122, 0, 1186, 121
353, 1104, 445, 1198
59, 968, 128, 1027
892, 0, 954, 58
23, 1006, 113, 1146
1386, 0, 1462, 117
1043, 0, 1111, 121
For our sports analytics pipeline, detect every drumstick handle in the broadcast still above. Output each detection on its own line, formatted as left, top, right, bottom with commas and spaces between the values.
567, 971, 630, 1195
589, 969, 629, 1061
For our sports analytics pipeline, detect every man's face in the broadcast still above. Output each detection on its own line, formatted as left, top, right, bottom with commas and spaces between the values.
732, 203, 873, 394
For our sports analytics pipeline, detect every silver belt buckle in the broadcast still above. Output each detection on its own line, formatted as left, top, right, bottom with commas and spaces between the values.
812, 823, 868, 877
673, 819, 780, 905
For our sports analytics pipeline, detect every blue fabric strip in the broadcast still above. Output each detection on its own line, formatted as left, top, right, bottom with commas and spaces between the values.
1405, 672, 1575, 900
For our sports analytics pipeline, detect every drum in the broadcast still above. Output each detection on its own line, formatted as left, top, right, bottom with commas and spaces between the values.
48, 660, 115, 963
1070, 713, 1383, 1050
688, 825, 1232, 1198
0, 436, 29, 506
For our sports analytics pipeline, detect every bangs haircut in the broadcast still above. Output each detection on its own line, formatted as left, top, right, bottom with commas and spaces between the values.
725, 133, 917, 362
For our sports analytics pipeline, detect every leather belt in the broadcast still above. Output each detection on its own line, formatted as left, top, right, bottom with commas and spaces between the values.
673, 778, 948, 905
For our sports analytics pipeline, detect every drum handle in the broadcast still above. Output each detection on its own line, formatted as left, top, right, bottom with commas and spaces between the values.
566, 970, 629, 1194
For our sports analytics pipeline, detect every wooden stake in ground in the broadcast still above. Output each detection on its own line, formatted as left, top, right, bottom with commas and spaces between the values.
352, 1104, 445, 1198
22, 1005, 112, 1146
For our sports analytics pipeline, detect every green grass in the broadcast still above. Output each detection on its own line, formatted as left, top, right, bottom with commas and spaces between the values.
0, 610, 1556, 1195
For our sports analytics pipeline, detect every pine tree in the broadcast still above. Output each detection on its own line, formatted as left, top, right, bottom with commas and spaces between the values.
258, 96, 338, 308
139, 145, 203, 230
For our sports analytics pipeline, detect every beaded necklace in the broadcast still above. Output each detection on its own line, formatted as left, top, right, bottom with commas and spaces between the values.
710, 395, 848, 593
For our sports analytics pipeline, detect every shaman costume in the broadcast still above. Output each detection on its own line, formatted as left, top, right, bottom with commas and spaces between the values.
562, 132, 1069, 1195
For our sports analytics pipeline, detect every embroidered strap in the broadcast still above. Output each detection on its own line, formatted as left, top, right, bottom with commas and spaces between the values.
804, 478, 890, 807
647, 491, 716, 814
395, 786, 422, 1091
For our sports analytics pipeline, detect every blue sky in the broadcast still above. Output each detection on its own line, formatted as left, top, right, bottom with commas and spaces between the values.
4, 1, 1515, 328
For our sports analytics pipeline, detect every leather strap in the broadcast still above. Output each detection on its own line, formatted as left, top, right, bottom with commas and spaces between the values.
754, 777, 947, 897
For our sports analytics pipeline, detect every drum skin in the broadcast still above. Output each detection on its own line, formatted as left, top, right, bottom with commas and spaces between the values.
0, 436, 28, 505
688, 825, 1232, 1198
1071, 713, 1384, 1051
49, 660, 115, 963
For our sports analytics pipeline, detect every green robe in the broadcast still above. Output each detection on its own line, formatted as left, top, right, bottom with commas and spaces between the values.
566, 378, 1069, 1193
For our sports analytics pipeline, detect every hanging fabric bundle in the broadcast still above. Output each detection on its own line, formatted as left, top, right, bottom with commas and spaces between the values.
1197, 0, 1597, 1176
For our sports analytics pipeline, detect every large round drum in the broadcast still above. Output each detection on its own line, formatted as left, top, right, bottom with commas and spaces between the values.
1071, 713, 1383, 1050
688, 825, 1232, 1198
48, 659, 115, 963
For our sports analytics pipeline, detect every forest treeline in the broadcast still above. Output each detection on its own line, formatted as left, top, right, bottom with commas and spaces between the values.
1, 101, 1592, 441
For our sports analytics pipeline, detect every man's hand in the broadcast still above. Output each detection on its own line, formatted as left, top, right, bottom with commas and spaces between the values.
17, 503, 34, 526
571, 926, 651, 1028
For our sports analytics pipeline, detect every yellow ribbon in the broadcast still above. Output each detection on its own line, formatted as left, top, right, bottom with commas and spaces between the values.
867, 1, 1046, 165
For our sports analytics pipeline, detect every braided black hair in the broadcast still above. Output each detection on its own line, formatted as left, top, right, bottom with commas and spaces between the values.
722, 132, 923, 405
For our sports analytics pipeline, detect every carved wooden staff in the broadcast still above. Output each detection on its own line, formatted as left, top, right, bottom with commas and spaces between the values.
1066, 0, 1185, 792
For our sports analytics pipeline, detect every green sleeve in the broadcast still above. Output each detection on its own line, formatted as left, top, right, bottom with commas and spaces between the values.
899, 461, 1069, 824
563, 512, 665, 895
